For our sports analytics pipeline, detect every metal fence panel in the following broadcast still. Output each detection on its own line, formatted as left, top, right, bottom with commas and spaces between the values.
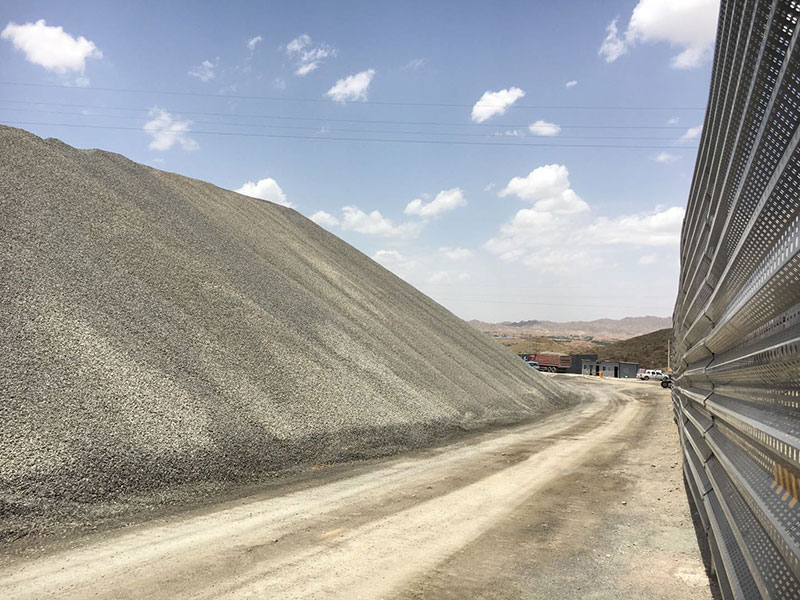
673, 1, 800, 597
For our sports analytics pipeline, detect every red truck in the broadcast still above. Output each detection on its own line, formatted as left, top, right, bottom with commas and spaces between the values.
521, 352, 571, 373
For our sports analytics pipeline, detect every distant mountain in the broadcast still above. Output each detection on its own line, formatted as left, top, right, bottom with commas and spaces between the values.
468, 315, 672, 341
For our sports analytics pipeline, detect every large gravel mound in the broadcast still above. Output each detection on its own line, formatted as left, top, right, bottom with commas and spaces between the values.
0, 126, 567, 540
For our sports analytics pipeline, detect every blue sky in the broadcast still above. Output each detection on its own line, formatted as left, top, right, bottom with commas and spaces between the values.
0, 0, 719, 322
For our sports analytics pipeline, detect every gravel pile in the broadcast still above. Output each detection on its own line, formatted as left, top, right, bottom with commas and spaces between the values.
0, 126, 567, 541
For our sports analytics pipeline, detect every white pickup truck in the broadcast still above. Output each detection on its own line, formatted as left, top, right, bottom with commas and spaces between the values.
638, 369, 664, 380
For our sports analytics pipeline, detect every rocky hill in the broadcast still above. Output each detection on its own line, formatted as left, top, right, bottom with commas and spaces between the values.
596, 328, 672, 369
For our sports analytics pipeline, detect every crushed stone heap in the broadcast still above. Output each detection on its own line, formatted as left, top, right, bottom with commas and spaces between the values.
0, 126, 566, 539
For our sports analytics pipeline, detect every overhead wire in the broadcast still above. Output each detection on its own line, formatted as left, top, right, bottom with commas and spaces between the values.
0, 106, 700, 141
0, 99, 698, 130
0, 120, 701, 150
0, 81, 707, 111
0, 81, 703, 148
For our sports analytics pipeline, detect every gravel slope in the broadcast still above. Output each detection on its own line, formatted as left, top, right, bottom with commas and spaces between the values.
0, 126, 566, 541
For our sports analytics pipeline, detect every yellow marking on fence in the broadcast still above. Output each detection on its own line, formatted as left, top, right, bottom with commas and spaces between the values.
771, 464, 800, 509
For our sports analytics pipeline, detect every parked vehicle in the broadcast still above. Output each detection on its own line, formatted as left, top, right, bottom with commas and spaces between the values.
525, 360, 540, 370
522, 352, 571, 373
638, 369, 664, 380
661, 374, 674, 388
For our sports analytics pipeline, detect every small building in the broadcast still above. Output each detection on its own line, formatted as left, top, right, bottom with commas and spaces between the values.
581, 359, 598, 376
568, 354, 598, 374
581, 359, 638, 379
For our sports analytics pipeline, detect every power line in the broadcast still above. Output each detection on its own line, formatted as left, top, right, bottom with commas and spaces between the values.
0, 81, 707, 111
0, 107, 696, 141
0, 120, 702, 150
0, 100, 699, 131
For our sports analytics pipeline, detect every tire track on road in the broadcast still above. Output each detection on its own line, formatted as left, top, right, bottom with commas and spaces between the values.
0, 381, 636, 599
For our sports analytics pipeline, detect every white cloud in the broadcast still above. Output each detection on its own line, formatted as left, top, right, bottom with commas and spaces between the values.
667, 116, 680, 125
440, 247, 474, 261
273, 77, 286, 90
286, 34, 336, 76
143, 108, 198, 151
310, 211, 340, 228
188, 59, 216, 82
236, 178, 292, 207
295, 63, 317, 77
373, 249, 405, 263
247, 35, 263, 51
427, 270, 471, 283
484, 209, 559, 262
486, 162, 684, 274
315, 206, 422, 238
585, 206, 685, 246
484, 183, 496, 192
404, 188, 466, 218
638, 254, 658, 265
372, 249, 417, 279
1, 19, 102, 81
341, 206, 421, 238
521, 248, 589, 274
326, 69, 375, 102
680, 125, 702, 141
599, 18, 627, 63
528, 120, 561, 137
628, 0, 720, 68
471, 87, 526, 123
599, 0, 720, 69
499, 164, 589, 215
286, 34, 309, 53
403, 58, 426, 71
565, 80, 578, 88
653, 152, 679, 163
486, 203, 685, 271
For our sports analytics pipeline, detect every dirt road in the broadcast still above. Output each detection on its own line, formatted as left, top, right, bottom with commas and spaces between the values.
0, 377, 714, 599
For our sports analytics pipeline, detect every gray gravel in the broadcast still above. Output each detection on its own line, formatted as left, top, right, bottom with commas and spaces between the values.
0, 126, 568, 542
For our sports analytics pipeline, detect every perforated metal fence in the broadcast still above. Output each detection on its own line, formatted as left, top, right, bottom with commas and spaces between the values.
671, 1, 800, 597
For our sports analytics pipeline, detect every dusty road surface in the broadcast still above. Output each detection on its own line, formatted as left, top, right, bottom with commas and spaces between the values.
0, 377, 714, 599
